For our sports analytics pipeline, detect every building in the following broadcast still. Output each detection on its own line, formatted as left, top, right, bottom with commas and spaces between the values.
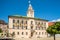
48, 22, 55, 26
0, 20, 8, 37
8, 1, 48, 38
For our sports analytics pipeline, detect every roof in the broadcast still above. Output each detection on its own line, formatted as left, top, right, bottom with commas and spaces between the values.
0, 20, 7, 25
48, 22, 55, 26
8, 15, 48, 21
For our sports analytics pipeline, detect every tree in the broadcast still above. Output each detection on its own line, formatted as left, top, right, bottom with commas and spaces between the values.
46, 22, 60, 40
0, 28, 3, 33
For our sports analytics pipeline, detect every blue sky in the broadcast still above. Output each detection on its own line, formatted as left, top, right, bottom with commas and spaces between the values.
0, 0, 60, 22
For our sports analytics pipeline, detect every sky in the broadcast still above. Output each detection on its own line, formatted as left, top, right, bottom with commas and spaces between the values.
0, 0, 60, 23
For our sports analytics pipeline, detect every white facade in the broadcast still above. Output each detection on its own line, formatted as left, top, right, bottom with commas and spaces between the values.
8, 1, 48, 38
0, 20, 8, 37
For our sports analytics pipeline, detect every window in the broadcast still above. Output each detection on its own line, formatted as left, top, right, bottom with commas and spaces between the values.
13, 32, 15, 35
26, 32, 28, 35
44, 27, 46, 30
17, 32, 19, 35
42, 27, 43, 30
22, 26, 24, 29
36, 32, 37, 35
26, 21, 27, 24
5, 34, 6, 36
36, 26, 37, 30
1, 34, 3, 36
39, 32, 40, 35
44, 22, 46, 26
13, 19, 15, 23
31, 26, 33, 29
26, 26, 27, 29
22, 32, 24, 35
17, 26, 19, 29
22, 20, 23, 24
41, 22, 43, 26
42, 32, 43, 35
39, 27, 40, 30
31, 21, 33, 24
13, 25, 15, 29
17, 20, 19, 23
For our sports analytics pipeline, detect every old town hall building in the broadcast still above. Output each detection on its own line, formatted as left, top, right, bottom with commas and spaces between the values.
8, 1, 48, 38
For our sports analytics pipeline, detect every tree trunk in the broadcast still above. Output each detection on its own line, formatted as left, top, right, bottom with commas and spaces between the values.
54, 34, 55, 40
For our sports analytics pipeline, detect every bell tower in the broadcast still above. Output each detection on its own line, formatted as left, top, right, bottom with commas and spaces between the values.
27, 0, 34, 18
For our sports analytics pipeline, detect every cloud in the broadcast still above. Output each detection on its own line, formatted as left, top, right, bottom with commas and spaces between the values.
50, 19, 60, 22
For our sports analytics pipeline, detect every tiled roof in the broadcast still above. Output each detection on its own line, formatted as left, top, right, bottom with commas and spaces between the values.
8, 15, 48, 21
48, 22, 55, 26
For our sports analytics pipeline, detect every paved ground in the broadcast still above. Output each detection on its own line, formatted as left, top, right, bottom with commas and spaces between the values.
14, 37, 60, 40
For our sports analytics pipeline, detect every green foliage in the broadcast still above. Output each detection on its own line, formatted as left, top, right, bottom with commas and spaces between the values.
47, 22, 60, 40
0, 28, 3, 33
47, 22, 60, 35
